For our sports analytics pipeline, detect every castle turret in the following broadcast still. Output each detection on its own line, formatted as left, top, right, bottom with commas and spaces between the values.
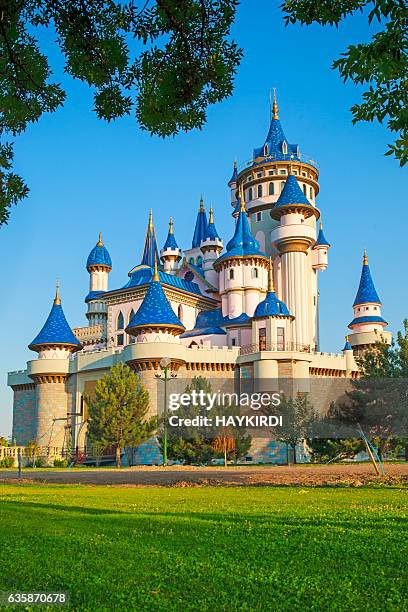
312, 222, 330, 271
200, 207, 223, 287
214, 187, 268, 320
270, 172, 320, 348
86, 232, 111, 326
252, 257, 294, 351
126, 259, 185, 343
160, 217, 181, 274
184, 195, 208, 267
347, 250, 391, 354
28, 286, 82, 447
228, 160, 238, 209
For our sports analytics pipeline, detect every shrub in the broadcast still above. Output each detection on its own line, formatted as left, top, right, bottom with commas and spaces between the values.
0, 456, 15, 468
26, 456, 45, 468
53, 458, 68, 468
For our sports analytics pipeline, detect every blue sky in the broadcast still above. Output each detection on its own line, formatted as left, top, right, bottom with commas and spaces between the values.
1, 1, 406, 435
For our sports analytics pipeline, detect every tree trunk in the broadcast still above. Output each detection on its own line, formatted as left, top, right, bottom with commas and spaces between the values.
223, 437, 227, 467
292, 443, 297, 464
116, 445, 121, 468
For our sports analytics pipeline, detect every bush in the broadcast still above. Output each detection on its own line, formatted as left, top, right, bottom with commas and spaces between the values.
53, 458, 68, 468
0, 456, 15, 468
26, 456, 45, 468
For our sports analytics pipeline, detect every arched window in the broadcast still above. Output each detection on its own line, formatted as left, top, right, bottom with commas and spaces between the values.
280, 181, 285, 193
117, 311, 124, 330
257, 184, 262, 198
128, 309, 135, 324
178, 304, 183, 323
189, 257, 194, 264
197, 255, 203, 267
302, 184, 307, 195
310, 186, 313, 199
248, 187, 253, 201
251, 268, 258, 279
229, 269, 234, 280
269, 182, 274, 195
282, 141, 288, 154
264, 144, 269, 156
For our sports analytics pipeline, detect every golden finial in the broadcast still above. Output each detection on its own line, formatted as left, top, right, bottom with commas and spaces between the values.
97, 231, 103, 246
152, 255, 159, 281
234, 159, 237, 169
209, 207, 214, 224
268, 257, 275, 293
239, 182, 246, 212
169, 216, 174, 234
149, 208, 153, 229
54, 280, 61, 305
363, 248, 368, 266
199, 194, 205, 211
320, 221, 323, 230
272, 88, 279, 120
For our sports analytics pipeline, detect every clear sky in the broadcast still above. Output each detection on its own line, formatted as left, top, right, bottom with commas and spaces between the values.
1, 1, 406, 436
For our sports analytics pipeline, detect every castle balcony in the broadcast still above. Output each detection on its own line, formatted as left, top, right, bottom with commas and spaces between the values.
238, 152, 319, 172
240, 342, 311, 356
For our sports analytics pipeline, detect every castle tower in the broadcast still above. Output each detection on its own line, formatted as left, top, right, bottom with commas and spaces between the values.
228, 160, 238, 208
347, 250, 391, 354
214, 188, 268, 321
270, 172, 320, 348
141, 209, 160, 267
126, 258, 185, 343
200, 207, 223, 287
86, 232, 112, 327
160, 217, 181, 274
184, 196, 208, 267
27, 286, 82, 447
312, 222, 330, 272
232, 91, 320, 256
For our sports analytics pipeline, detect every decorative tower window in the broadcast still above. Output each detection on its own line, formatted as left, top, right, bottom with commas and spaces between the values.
117, 311, 124, 330
264, 144, 269, 156
268, 170, 275, 176
256, 212, 262, 222
252, 268, 259, 279
269, 183, 274, 195
257, 184, 263, 197
248, 188, 253, 201
178, 304, 183, 323
229, 269, 234, 280
279, 169, 286, 175
258, 327, 266, 351
277, 327, 285, 350
310, 186, 313, 198
282, 141, 288, 154
197, 255, 203, 267
189, 257, 194, 264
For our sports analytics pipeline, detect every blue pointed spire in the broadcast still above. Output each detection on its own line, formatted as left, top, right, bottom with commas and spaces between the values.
228, 160, 238, 186
353, 250, 381, 306
163, 217, 179, 250
343, 340, 352, 351
216, 195, 267, 265
254, 259, 292, 318
315, 222, 330, 247
126, 260, 185, 334
203, 207, 221, 241
253, 91, 299, 160
192, 195, 208, 248
29, 287, 82, 352
86, 232, 112, 270
275, 174, 310, 207
141, 209, 159, 267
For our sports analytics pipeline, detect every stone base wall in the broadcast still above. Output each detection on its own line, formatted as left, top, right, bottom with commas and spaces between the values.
34, 379, 72, 447
11, 385, 36, 445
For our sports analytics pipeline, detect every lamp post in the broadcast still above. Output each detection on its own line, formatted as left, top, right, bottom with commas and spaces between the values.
155, 357, 177, 466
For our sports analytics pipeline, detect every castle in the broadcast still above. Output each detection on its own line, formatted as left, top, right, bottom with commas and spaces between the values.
8, 94, 391, 463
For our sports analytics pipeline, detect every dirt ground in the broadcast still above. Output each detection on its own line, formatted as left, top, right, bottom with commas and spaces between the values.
1, 463, 408, 487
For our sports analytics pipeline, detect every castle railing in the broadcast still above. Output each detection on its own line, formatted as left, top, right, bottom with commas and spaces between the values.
238, 152, 319, 172
240, 342, 311, 355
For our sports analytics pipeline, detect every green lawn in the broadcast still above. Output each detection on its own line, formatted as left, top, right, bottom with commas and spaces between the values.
0, 485, 406, 611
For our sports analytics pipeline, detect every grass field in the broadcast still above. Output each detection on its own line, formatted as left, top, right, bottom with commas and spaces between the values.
0, 485, 407, 610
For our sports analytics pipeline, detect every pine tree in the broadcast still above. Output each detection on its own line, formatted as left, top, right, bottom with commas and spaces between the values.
86, 363, 156, 468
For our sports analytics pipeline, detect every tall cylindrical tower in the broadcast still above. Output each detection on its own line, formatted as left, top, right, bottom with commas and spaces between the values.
86, 232, 111, 327
28, 286, 82, 447
270, 173, 320, 348
161, 217, 182, 274
200, 207, 223, 288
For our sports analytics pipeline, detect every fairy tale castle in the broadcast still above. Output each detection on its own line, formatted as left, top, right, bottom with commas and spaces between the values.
8, 94, 392, 463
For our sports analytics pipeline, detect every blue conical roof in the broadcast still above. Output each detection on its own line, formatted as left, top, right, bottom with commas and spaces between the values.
126, 270, 185, 333
86, 233, 112, 270
353, 251, 381, 306
275, 174, 310, 207
254, 291, 291, 318
343, 340, 352, 351
315, 223, 330, 247
141, 210, 160, 267
203, 208, 221, 241
228, 160, 238, 186
216, 200, 267, 264
163, 217, 179, 250
29, 290, 82, 352
192, 196, 208, 248
253, 93, 299, 160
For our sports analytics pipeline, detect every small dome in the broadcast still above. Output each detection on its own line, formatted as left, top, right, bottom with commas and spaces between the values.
254, 291, 290, 318
86, 233, 112, 270
203, 208, 221, 241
